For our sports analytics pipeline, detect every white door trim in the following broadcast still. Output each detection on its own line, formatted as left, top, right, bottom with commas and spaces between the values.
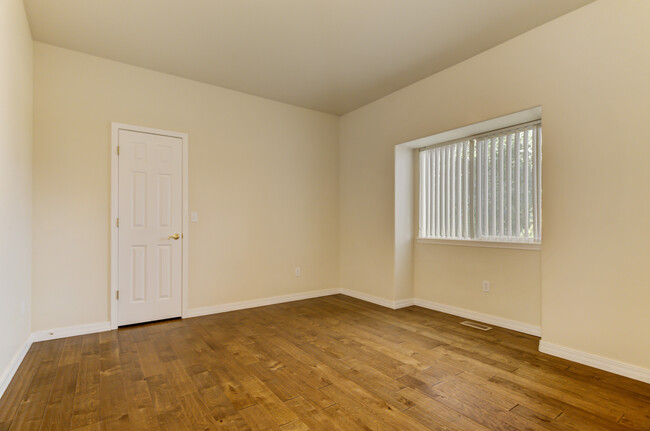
110, 122, 189, 329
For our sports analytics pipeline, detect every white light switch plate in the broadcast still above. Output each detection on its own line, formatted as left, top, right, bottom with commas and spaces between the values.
191, 212, 199, 222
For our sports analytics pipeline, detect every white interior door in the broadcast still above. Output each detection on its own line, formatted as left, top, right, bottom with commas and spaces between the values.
118, 129, 183, 326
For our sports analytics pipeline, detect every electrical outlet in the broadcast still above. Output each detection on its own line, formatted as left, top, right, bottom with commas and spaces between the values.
295, 267, 301, 277
482, 280, 490, 292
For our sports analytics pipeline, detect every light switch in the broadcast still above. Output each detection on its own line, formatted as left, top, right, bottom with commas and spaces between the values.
191, 212, 199, 223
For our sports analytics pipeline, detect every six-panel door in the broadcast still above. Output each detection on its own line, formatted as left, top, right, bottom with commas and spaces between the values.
118, 129, 183, 326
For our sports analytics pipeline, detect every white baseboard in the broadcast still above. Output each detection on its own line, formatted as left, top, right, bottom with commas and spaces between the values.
539, 341, 650, 384
338, 288, 395, 309
184, 288, 341, 318
30, 321, 112, 342
413, 298, 542, 337
394, 297, 416, 309
338, 288, 414, 309
185, 288, 414, 318
337, 290, 541, 340
0, 336, 33, 400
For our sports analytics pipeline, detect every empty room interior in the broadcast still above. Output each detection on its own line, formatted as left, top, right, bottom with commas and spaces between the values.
1, 0, 650, 429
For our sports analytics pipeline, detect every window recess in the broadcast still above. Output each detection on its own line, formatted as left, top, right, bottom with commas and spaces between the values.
418, 121, 541, 244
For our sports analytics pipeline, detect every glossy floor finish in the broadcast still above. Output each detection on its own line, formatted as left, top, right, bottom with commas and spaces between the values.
1, 295, 649, 430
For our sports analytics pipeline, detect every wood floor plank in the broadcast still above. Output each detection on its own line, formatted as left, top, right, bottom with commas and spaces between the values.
398, 386, 489, 431
69, 334, 101, 430
455, 369, 563, 420
175, 391, 222, 430
0, 343, 43, 424
509, 404, 578, 431
39, 363, 80, 431
238, 404, 283, 431
239, 376, 298, 426
317, 404, 366, 431
8, 389, 50, 431
280, 419, 310, 431
319, 382, 424, 431
1, 295, 648, 430
137, 340, 166, 378
70, 424, 100, 431
513, 365, 650, 426
9, 339, 65, 431
487, 374, 633, 431
58, 336, 84, 367
284, 397, 345, 431
24, 339, 65, 395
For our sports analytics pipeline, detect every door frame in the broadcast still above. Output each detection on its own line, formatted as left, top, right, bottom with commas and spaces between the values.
110, 122, 189, 329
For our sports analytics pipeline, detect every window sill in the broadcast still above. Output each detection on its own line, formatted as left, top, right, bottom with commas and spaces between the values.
416, 238, 541, 251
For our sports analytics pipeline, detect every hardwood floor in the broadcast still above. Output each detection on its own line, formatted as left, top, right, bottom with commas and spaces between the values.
1, 295, 649, 430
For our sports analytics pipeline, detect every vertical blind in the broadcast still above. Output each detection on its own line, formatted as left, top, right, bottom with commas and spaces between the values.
419, 121, 541, 243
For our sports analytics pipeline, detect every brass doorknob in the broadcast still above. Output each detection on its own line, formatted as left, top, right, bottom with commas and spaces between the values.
168, 233, 181, 240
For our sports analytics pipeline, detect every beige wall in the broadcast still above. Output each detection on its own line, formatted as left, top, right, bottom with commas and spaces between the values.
340, 0, 650, 369
414, 247, 541, 326
393, 147, 415, 302
0, 0, 33, 378
33, 43, 339, 331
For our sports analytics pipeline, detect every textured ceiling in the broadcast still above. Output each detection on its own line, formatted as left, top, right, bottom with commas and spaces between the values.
24, 0, 595, 114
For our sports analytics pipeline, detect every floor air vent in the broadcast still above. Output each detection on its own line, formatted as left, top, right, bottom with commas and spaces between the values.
460, 321, 492, 331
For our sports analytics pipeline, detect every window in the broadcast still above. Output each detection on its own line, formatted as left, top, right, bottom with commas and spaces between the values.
419, 121, 541, 244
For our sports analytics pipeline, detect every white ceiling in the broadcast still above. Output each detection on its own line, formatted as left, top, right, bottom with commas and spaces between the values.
24, 0, 595, 115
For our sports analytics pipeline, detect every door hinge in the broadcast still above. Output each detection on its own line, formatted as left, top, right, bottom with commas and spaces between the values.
116, 217, 120, 228
117, 145, 120, 156
116, 290, 120, 300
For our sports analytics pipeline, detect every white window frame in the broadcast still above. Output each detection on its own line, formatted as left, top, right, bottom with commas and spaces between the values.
415, 116, 542, 251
